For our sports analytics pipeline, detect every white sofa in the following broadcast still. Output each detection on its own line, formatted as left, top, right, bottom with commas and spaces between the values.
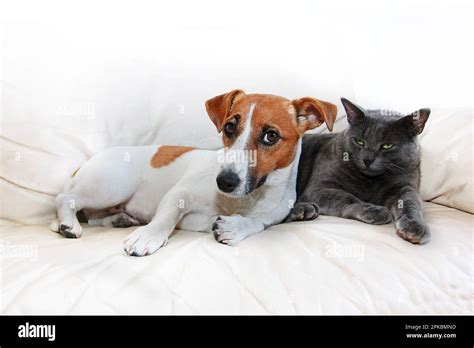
1, 105, 472, 314
0, 0, 472, 314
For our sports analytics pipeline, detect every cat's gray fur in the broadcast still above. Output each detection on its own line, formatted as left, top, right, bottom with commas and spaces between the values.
287, 98, 431, 244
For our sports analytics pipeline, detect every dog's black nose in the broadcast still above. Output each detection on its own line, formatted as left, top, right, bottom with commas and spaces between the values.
216, 171, 240, 193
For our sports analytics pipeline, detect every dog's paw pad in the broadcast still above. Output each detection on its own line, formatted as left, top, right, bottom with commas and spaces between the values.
63, 230, 79, 239
59, 224, 70, 232
58, 220, 82, 238
112, 215, 138, 228
212, 216, 246, 246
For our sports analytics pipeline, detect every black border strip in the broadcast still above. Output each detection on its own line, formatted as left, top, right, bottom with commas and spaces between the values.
0, 315, 472, 346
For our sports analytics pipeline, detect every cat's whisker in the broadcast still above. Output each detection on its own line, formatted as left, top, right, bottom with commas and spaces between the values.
388, 162, 408, 174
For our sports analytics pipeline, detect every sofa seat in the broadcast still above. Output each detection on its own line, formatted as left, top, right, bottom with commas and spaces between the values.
1, 202, 471, 314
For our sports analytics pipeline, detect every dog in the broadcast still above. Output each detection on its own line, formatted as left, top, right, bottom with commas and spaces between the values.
50, 90, 336, 256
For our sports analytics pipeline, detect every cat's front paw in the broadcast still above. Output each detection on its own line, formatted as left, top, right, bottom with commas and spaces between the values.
358, 204, 392, 225
285, 202, 319, 222
395, 216, 430, 244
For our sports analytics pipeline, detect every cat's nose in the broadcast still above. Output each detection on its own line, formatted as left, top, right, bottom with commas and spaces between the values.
363, 158, 375, 167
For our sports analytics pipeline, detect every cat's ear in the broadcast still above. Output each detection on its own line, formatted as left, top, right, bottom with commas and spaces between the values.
396, 108, 431, 136
341, 98, 366, 125
291, 97, 337, 133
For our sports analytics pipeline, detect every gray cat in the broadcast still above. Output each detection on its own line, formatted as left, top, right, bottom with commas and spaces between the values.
287, 98, 431, 244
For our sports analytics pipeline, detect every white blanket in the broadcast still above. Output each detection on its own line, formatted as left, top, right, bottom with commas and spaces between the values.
1, 202, 471, 314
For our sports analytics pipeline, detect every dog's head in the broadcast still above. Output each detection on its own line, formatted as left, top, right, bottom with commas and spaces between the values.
206, 89, 337, 196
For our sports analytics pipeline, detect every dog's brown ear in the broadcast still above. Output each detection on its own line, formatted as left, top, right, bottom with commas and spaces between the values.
291, 97, 337, 133
205, 89, 245, 132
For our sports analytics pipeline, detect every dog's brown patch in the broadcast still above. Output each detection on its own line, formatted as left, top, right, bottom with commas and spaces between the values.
226, 95, 302, 180
150, 145, 195, 168
244, 96, 301, 179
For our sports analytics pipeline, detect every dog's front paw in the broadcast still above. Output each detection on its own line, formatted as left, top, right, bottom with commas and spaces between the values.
212, 215, 247, 246
285, 202, 319, 222
123, 226, 168, 256
395, 216, 430, 245
358, 204, 392, 225
52, 219, 82, 238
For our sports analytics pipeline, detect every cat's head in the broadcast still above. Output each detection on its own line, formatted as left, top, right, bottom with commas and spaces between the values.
341, 98, 430, 177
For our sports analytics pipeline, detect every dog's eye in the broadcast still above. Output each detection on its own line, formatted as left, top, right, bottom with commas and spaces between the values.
223, 118, 238, 137
261, 130, 280, 146
224, 123, 235, 135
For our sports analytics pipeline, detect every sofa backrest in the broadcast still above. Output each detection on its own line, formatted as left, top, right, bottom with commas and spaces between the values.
1, 1, 472, 223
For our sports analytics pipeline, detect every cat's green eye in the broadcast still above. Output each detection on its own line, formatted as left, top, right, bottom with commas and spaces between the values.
381, 143, 394, 150
355, 138, 365, 146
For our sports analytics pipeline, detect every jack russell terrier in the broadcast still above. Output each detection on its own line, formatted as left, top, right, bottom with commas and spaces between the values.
51, 90, 336, 256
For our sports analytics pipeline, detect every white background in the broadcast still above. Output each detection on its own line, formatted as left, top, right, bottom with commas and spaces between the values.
0, 0, 472, 151
0, 1, 472, 315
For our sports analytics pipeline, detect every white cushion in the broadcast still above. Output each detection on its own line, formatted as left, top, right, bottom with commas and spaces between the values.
1, 102, 472, 223
418, 108, 473, 214
314, 107, 474, 214
0, 202, 470, 314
